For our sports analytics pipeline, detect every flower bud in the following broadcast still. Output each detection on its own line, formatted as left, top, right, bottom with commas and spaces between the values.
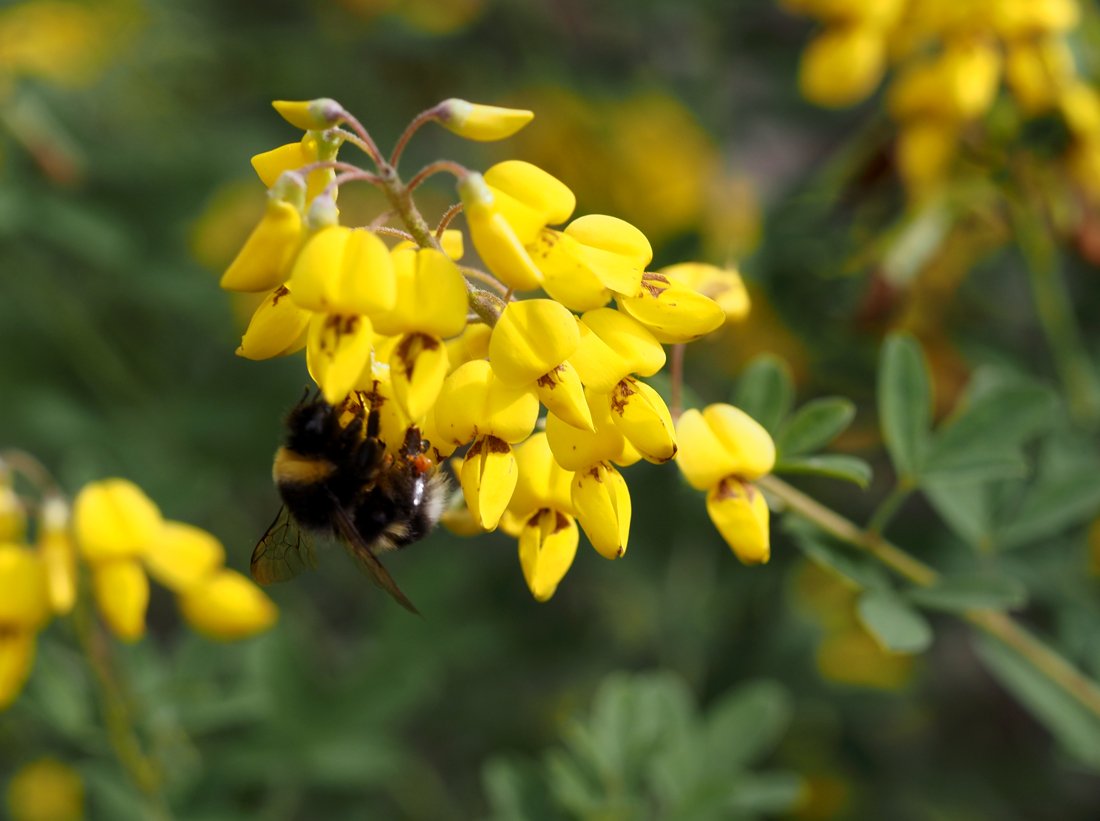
272, 98, 343, 130
437, 98, 535, 141
799, 24, 886, 108
38, 496, 76, 616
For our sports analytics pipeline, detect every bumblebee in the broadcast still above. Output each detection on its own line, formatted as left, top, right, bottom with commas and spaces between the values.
251, 390, 446, 614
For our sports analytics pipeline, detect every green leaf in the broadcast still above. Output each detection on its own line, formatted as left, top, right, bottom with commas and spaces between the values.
776, 397, 856, 457
996, 468, 1100, 550
482, 758, 558, 821
773, 455, 872, 488
856, 589, 933, 653
877, 333, 932, 479
727, 772, 805, 815
733, 355, 794, 433
705, 680, 792, 770
784, 518, 891, 591
907, 575, 1027, 613
920, 381, 1055, 484
922, 480, 993, 550
975, 635, 1100, 770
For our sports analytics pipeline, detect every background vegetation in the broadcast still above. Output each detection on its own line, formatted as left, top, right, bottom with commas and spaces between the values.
3, 0, 1100, 818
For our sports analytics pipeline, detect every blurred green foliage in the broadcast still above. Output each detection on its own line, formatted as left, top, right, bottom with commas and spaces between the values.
4, 0, 1100, 819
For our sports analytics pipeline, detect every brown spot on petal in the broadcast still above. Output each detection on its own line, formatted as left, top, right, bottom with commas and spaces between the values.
552, 510, 570, 534
609, 378, 636, 415
485, 434, 511, 454
640, 272, 670, 298
536, 364, 565, 390
712, 476, 748, 501
271, 285, 290, 305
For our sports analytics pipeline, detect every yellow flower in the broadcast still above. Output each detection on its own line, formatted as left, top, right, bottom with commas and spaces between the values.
457, 174, 544, 291
306, 313, 375, 405
799, 24, 886, 108
617, 272, 725, 344
896, 120, 958, 200
91, 559, 148, 642
373, 246, 468, 339
676, 405, 775, 564
236, 285, 311, 360
661, 262, 750, 322
288, 226, 396, 317
676, 405, 776, 490
433, 359, 541, 447
5, 758, 84, 821
73, 479, 162, 563
1004, 37, 1074, 114
220, 188, 304, 293
389, 332, 450, 422
534, 361, 594, 432
459, 435, 519, 530
533, 216, 653, 302
0, 545, 50, 633
571, 308, 665, 393
508, 432, 575, 519
437, 99, 535, 141
0, 632, 36, 711
488, 299, 580, 385
178, 569, 277, 640
545, 386, 637, 471
483, 160, 576, 238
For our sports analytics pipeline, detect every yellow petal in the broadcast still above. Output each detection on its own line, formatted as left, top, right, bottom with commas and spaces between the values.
236, 285, 311, 360
37, 497, 75, 616
438, 99, 535, 142
617, 273, 725, 343
144, 521, 225, 593
535, 361, 595, 432
545, 388, 630, 471
74, 479, 162, 562
390, 332, 450, 422
445, 323, 492, 373
288, 226, 396, 316
518, 510, 579, 601
0, 545, 49, 631
608, 378, 677, 463
799, 24, 885, 108
573, 309, 665, 392
571, 462, 631, 559
460, 436, 518, 530
706, 478, 770, 564
483, 160, 576, 227
675, 409, 746, 491
564, 215, 652, 296
178, 569, 278, 640
661, 262, 750, 322
509, 432, 574, 519
489, 299, 580, 385
440, 228, 465, 261
458, 173, 543, 291
435, 359, 540, 445
220, 198, 303, 293
896, 121, 958, 200
1062, 83, 1100, 139
251, 139, 313, 189
306, 313, 374, 405
703, 404, 776, 480
0, 632, 36, 710
374, 246, 468, 338
528, 229, 612, 312
272, 98, 341, 130
92, 560, 148, 641
1005, 37, 1074, 114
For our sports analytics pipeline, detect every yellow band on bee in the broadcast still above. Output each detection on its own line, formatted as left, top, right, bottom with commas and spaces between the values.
272, 448, 336, 484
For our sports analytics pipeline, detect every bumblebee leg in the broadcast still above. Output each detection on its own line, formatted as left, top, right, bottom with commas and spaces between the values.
399, 425, 423, 458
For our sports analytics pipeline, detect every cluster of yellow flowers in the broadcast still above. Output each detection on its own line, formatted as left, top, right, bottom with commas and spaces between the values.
221, 97, 773, 602
786, 0, 1099, 200
0, 461, 276, 710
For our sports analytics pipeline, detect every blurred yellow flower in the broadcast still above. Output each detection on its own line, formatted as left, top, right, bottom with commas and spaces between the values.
5, 758, 83, 821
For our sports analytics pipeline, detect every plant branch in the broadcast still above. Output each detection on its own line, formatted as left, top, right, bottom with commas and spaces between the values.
390, 105, 444, 168
760, 474, 1100, 720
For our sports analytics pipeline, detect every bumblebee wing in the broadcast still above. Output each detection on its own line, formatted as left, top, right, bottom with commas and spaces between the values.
329, 502, 420, 615
250, 506, 318, 585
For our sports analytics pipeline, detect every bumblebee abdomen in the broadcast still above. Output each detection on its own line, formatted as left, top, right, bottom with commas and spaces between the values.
272, 447, 336, 485
273, 447, 340, 532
